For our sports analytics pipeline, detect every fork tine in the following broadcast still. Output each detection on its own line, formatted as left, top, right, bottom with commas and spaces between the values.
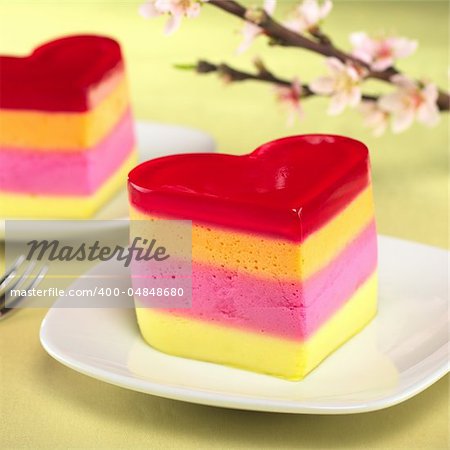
0, 255, 26, 290
0, 260, 36, 309
1, 264, 48, 313
8, 260, 37, 292
0, 261, 36, 308
25, 265, 48, 291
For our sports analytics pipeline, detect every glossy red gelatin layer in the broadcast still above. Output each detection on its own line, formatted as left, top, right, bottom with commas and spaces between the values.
0, 35, 123, 112
128, 135, 371, 242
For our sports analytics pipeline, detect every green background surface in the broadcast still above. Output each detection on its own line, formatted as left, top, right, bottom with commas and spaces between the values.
0, 1, 448, 448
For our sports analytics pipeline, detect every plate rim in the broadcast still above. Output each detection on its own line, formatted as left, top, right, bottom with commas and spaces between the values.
39, 235, 450, 414
40, 330, 449, 414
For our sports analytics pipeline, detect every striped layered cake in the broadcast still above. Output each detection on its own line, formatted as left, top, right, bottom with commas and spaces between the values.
128, 135, 377, 380
0, 35, 136, 218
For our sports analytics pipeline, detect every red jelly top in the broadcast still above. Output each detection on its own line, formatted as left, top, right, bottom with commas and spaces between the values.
128, 135, 371, 242
0, 35, 123, 112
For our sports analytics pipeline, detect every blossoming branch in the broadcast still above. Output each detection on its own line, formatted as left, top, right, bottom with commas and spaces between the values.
140, 0, 449, 135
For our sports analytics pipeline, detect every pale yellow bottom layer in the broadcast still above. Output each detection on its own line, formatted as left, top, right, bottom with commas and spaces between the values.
0, 151, 137, 218
135, 273, 378, 381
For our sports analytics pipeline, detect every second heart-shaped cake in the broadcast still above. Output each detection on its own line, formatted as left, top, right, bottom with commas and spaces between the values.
0, 34, 123, 112
128, 134, 377, 380
0, 34, 136, 219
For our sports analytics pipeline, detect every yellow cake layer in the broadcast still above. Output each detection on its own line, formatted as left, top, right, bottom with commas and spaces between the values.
135, 272, 377, 381
0, 150, 137, 218
130, 185, 375, 281
0, 77, 129, 151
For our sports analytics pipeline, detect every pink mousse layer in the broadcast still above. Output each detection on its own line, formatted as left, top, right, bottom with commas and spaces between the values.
0, 108, 134, 196
135, 220, 377, 340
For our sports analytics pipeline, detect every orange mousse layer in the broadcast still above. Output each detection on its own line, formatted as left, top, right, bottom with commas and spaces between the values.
0, 76, 129, 150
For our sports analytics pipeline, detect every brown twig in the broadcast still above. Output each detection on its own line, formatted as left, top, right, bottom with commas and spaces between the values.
208, 0, 450, 111
196, 59, 379, 102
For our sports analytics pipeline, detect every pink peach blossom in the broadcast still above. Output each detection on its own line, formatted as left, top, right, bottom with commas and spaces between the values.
350, 32, 417, 71
275, 78, 303, 125
284, 0, 332, 33
139, 0, 208, 35
139, 1, 160, 19
237, 0, 277, 54
309, 57, 364, 115
359, 101, 389, 136
379, 75, 440, 133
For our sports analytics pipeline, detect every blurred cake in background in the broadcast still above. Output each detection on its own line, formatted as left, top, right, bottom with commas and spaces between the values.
0, 34, 136, 218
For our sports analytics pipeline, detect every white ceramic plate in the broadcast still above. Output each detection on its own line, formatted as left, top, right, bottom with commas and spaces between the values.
40, 236, 449, 414
0, 120, 215, 240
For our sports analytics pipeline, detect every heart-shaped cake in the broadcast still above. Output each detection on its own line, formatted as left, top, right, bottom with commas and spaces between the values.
129, 135, 378, 380
0, 35, 122, 112
0, 34, 136, 218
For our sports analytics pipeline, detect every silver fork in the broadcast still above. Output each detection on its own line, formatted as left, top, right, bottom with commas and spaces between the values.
0, 255, 48, 319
